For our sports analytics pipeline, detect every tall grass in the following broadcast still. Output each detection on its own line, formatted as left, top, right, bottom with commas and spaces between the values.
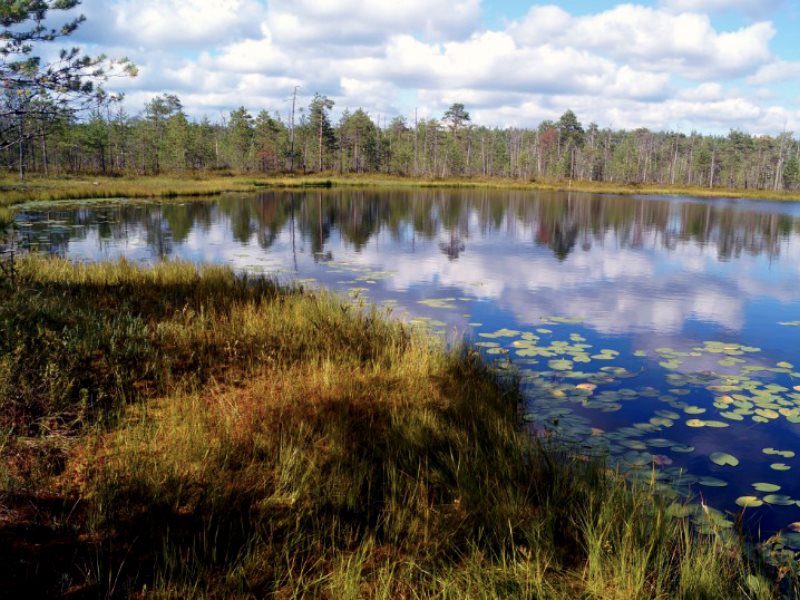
0, 258, 788, 598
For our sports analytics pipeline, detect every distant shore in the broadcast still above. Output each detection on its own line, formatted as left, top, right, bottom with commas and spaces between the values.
3, 172, 800, 208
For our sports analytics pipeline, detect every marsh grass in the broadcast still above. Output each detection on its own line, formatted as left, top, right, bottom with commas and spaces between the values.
0, 258, 788, 598
2, 173, 799, 208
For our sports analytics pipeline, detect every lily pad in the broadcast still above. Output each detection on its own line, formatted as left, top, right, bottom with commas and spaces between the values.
479, 328, 521, 339
696, 476, 728, 488
752, 483, 781, 493
670, 444, 695, 454
763, 494, 795, 506
710, 452, 739, 467
548, 359, 574, 371
418, 298, 457, 309
735, 496, 764, 508
686, 419, 729, 429
770, 463, 791, 471
666, 503, 695, 518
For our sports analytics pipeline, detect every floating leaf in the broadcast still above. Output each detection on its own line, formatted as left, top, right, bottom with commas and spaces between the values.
754, 408, 779, 420
763, 494, 795, 506
718, 358, 741, 367
710, 452, 739, 467
752, 483, 781, 493
763, 448, 796, 459
719, 411, 745, 422
548, 359, 573, 371
696, 476, 727, 488
670, 444, 695, 454
655, 410, 681, 420
659, 359, 682, 370
686, 419, 728, 429
666, 503, 694, 518
418, 298, 457, 309
777, 362, 794, 369
771, 463, 791, 471
479, 328, 521, 339
778, 532, 800, 550
516, 349, 539, 358
684, 406, 706, 415
735, 496, 764, 508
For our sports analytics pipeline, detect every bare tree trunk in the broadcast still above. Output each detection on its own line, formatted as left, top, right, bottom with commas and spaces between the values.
709, 149, 715, 189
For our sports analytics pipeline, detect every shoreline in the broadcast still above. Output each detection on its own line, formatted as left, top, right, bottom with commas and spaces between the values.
0, 257, 788, 597
3, 173, 800, 208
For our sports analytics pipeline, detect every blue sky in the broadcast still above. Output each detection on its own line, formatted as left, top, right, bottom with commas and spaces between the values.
66, 0, 800, 134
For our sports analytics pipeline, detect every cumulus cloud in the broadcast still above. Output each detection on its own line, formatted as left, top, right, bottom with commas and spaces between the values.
65, 0, 799, 133
81, 0, 267, 47
264, 0, 481, 46
512, 5, 775, 79
747, 60, 800, 85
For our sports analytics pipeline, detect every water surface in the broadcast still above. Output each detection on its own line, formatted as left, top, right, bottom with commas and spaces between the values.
15, 189, 800, 538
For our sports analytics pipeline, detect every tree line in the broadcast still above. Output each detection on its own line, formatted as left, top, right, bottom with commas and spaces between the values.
3, 95, 799, 191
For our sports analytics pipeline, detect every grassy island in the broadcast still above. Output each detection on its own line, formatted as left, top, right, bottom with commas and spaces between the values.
0, 258, 789, 598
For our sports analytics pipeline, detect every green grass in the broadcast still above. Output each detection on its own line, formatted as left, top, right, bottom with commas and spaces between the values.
0, 258, 793, 598
2, 172, 800, 208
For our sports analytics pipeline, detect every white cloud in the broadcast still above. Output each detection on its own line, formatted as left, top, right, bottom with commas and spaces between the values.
747, 60, 800, 85
513, 5, 775, 79
84, 0, 267, 47
264, 0, 481, 46
66, 0, 799, 134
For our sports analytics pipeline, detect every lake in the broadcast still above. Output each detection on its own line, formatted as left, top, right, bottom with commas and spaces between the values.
14, 188, 800, 538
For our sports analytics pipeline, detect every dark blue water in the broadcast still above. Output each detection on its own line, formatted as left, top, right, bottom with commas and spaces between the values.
14, 189, 800, 539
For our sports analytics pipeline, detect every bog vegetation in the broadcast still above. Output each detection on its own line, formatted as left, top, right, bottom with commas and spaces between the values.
0, 257, 795, 598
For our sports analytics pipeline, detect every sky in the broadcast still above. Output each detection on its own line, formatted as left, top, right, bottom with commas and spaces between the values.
58, 0, 800, 134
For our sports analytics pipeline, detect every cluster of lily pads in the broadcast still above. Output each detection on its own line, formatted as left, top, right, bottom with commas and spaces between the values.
465, 318, 800, 544
310, 263, 800, 547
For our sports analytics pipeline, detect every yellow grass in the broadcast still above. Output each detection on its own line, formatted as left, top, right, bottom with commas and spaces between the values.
2, 172, 799, 208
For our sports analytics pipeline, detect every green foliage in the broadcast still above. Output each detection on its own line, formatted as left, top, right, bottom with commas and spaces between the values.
3, 90, 799, 193
783, 156, 800, 190
0, 0, 136, 159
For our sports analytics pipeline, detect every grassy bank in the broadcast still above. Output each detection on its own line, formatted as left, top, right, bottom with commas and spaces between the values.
2, 173, 800, 207
0, 258, 789, 598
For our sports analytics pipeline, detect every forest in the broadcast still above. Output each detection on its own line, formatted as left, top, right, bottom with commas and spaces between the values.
4, 93, 800, 192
